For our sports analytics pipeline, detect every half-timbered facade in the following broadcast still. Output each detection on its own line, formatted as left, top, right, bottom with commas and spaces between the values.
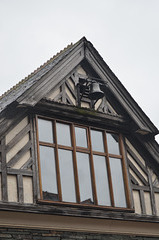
0, 37, 159, 239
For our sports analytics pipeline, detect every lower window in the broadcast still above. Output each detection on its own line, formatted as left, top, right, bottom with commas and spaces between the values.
37, 116, 130, 208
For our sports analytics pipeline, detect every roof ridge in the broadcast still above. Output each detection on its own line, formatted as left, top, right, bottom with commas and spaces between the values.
0, 42, 75, 100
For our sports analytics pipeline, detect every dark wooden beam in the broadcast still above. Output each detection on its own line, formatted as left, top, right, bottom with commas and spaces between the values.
0, 201, 158, 223
17, 174, 23, 203
33, 100, 129, 133
1, 138, 8, 201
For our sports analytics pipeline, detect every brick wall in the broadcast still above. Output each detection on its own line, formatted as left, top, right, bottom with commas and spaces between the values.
0, 228, 157, 240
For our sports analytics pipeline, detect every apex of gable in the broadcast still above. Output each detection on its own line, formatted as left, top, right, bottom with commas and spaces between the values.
0, 37, 158, 138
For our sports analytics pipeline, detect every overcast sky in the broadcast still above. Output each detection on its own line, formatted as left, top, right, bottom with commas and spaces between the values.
0, 0, 159, 141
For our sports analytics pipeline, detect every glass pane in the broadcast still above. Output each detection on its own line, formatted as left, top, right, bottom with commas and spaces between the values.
75, 127, 87, 148
58, 149, 76, 202
109, 157, 126, 207
93, 155, 111, 206
76, 152, 93, 204
91, 130, 104, 152
38, 119, 53, 143
107, 133, 120, 155
56, 122, 71, 146
39, 146, 58, 201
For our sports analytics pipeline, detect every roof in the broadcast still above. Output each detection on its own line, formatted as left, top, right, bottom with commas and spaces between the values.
0, 37, 158, 137
0, 38, 84, 113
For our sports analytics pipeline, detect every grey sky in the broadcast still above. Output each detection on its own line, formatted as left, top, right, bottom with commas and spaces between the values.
0, 0, 159, 141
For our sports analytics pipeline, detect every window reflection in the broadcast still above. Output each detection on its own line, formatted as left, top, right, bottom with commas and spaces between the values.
107, 133, 120, 155
75, 127, 87, 148
39, 146, 58, 201
76, 152, 93, 204
93, 155, 111, 206
38, 119, 53, 143
91, 130, 104, 152
56, 122, 71, 146
109, 157, 126, 207
58, 149, 76, 203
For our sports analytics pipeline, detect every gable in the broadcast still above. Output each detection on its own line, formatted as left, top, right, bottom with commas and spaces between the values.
1, 37, 159, 229
44, 65, 118, 116
0, 38, 156, 132
0, 37, 158, 136
0, 37, 158, 181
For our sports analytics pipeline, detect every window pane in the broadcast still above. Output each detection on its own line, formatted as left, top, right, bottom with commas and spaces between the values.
56, 122, 71, 146
93, 155, 111, 206
76, 152, 93, 204
107, 133, 120, 155
39, 146, 58, 201
109, 158, 126, 207
91, 130, 104, 152
75, 127, 87, 148
58, 149, 76, 202
38, 119, 53, 143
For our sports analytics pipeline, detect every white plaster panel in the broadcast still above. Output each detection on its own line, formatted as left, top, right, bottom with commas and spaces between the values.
23, 176, 33, 204
133, 190, 141, 214
155, 193, 159, 216
68, 78, 75, 90
47, 88, 60, 100
144, 191, 152, 215
151, 173, 159, 188
66, 86, 76, 105
6, 117, 28, 144
13, 151, 31, 169
128, 153, 148, 182
125, 139, 145, 166
77, 66, 87, 75
129, 168, 143, 186
81, 101, 90, 108
7, 175, 18, 202
94, 99, 102, 110
6, 134, 29, 163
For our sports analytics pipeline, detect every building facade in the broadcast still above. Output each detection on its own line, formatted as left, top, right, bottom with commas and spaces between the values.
0, 37, 159, 239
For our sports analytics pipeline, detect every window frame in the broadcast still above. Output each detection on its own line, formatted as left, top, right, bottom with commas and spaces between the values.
36, 115, 132, 211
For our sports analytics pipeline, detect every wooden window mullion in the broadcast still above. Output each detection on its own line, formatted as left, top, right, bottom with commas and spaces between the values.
104, 131, 115, 206
88, 127, 98, 205
53, 120, 62, 201
71, 124, 80, 203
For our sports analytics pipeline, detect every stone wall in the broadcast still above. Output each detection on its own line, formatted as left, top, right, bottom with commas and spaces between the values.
0, 228, 157, 240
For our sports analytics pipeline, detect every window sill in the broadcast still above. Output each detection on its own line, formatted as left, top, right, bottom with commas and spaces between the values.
37, 199, 134, 213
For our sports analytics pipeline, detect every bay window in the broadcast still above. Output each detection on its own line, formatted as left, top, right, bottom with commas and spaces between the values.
37, 116, 130, 209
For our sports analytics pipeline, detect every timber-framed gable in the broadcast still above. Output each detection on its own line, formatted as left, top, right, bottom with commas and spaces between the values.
0, 37, 159, 238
